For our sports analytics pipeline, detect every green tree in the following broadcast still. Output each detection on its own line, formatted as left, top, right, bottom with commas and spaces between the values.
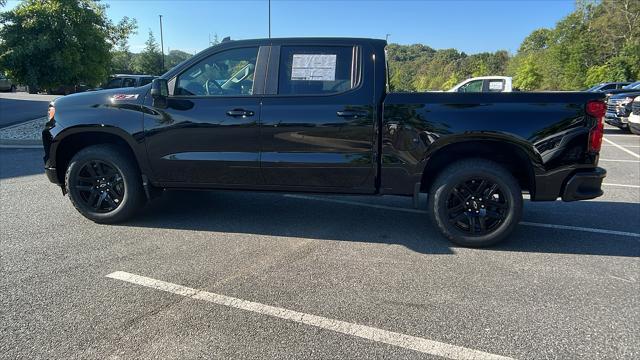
513, 55, 542, 91
132, 30, 163, 75
0, 0, 114, 91
166, 49, 192, 69
109, 16, 137, 73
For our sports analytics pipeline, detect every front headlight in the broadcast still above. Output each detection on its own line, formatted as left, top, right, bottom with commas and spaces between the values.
47, 102, 55, 121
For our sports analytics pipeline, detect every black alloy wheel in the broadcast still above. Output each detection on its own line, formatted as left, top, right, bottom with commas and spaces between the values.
65, 144, 145, 223
75, 160, 125, 213
446, 178, 508, 236
428, 159, 522, 247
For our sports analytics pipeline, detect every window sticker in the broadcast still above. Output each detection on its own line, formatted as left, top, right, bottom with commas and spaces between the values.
489, 81, 504, 90
291, 54, 337, 81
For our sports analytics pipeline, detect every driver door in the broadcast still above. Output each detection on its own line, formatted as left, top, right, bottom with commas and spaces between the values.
144, 46, 266, 186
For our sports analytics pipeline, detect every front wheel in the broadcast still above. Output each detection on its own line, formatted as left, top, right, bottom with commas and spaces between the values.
65, 144, 145, 223
428, 159, 523, 247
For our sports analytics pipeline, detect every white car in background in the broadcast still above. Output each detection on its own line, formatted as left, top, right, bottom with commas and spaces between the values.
448, 76, 513, 93
628, 96, 640, 135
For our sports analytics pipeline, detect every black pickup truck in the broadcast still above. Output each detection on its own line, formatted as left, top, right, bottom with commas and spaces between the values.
43, 37, 607, 247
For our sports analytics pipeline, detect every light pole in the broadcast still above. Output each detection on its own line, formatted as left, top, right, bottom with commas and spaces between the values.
159, 15, 165, 71
268, 0, 271, 38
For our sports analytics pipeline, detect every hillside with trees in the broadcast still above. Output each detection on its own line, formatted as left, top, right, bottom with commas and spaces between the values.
389, 0, 639, 91
1, 0, 637, 91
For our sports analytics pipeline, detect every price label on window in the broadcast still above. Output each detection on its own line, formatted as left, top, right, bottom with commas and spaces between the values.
291, 54, 337, 81
489, 81, 504, 90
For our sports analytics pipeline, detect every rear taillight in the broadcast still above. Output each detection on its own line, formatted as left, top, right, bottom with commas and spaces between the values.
586, 100, 605, 153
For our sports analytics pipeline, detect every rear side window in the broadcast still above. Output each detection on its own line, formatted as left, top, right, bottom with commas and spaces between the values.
122, 78, 136, 87
278, 46, 358, 95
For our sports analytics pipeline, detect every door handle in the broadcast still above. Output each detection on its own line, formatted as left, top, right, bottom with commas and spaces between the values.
226, 109, 255, 117
337, 110, 368, 118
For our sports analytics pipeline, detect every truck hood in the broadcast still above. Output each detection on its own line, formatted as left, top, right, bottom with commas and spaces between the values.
52, 85, 149, 108
609, 91, 640, 100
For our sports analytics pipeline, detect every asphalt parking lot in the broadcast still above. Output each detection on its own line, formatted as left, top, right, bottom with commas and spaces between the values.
1, 127, 638, 359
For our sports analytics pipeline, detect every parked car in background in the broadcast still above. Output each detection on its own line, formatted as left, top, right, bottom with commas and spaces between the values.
628, 96, 640, 135
0, 73, 16, 92
448, 76, 513, 93
90, 74, 157, 91
47, 84, 90, 95
601, 81, 640, 97
586, 82, 631, 92
605, 85, 640, 131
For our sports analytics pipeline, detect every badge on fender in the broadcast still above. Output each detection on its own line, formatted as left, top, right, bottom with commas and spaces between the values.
112, 94, 139, 101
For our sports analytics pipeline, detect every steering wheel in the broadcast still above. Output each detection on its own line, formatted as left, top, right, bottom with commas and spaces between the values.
221, 63, 254, 89
204, 78, 223, 95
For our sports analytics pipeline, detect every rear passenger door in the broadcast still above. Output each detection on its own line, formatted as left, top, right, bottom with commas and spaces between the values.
260, 43, 377, 192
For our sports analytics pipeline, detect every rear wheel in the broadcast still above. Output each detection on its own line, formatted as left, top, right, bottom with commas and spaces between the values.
65, 144, 144, 223
428, 159, 522, 247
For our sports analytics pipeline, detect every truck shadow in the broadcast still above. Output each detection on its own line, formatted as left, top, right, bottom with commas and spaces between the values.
126, 190, 640, 257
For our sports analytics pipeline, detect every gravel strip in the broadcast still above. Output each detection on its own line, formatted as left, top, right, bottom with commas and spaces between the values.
0, 117, 46, 141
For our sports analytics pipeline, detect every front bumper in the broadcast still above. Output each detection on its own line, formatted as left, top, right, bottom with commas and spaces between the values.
561, 167, 606, 201
605, 113, 629, 128
45, 167, 60, 185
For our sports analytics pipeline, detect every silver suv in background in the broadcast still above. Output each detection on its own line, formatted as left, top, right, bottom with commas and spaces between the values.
0, 73, 16, 92
91, 74, 157, 91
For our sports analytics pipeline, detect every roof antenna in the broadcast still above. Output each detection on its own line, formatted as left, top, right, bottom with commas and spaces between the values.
222, 36, 231, 43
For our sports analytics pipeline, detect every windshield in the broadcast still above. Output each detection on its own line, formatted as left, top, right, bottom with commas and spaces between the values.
586, 84, 603, 91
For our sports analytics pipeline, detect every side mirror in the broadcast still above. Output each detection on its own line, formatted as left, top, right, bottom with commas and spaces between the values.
150, 78, 168, 108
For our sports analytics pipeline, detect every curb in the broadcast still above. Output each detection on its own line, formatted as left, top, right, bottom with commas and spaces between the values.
0, 116, 45, 148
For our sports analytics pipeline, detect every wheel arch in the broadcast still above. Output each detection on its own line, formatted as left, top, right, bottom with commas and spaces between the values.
51, 126, 147, 186
420, 138, 537, 196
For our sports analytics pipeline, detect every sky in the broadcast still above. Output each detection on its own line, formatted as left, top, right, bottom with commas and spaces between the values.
5, 0, 577, 55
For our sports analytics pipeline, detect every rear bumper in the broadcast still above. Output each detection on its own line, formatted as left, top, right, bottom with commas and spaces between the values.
561, 167, 606, 201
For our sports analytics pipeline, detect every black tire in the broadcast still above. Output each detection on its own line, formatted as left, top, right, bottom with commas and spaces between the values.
428, 159, 523, 247
65, 144, 144, 223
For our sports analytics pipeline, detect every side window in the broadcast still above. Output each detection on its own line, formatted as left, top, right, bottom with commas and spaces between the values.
175, 47, 258, 96
139, 77, 153, 86
486, 79, 505, 92
600, 84, 615, 90
122, 78, 136, 88
458, 80, 483, 93
278, 46, 357, 95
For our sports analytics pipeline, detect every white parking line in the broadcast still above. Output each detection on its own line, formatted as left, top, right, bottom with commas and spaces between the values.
599, 158, 640, 163
603, 138, 640, 158
107, 271, 514, 360
284, 194, 640, 238
519, 222, 640, 238
603, 145, 640, 148
603, 183, 640, 189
